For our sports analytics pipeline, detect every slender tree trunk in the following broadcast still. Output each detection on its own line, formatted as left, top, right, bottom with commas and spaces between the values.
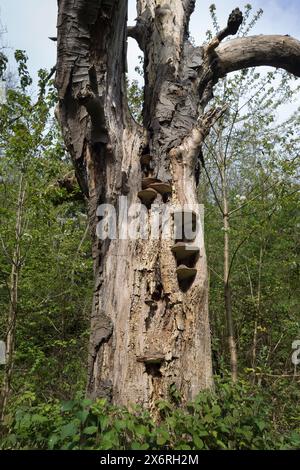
251, 243, 264, 371
221, 165, 238, 381
0, 175, 25, 421
55, 0, 300, 408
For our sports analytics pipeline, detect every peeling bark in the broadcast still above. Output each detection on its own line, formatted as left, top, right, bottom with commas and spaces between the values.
55, 1, 300, 409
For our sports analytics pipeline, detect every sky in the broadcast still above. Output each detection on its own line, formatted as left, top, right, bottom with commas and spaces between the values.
0, 0, 299, 112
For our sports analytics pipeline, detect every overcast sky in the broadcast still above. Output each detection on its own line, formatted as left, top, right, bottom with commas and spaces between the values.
1, 0, 299, 112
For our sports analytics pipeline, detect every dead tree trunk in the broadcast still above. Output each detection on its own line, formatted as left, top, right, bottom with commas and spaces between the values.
55, 1, 300, 409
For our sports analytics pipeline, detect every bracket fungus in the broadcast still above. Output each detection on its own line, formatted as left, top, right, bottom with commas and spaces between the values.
137, 353, 165, 364
138, 188, 158, 204
142, 177, 162, 190
176, 265, 197, 281
171, 242, 199, 262
148, 181, 172, 195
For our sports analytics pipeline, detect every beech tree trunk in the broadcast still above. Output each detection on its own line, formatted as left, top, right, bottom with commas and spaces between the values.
55, 0, 300, 409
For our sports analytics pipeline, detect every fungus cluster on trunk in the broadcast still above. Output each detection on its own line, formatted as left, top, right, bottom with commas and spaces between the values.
172, 210, 199, 290
139, 152, 200, 292
139, 152, 172, 206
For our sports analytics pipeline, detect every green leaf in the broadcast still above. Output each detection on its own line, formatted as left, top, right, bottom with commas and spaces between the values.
212, 405, 221, 416
48, 434, 59, 450
60, 422, 78, 439
193, 434, 204, 449
76, 409, 89, 424
255, 419, 266, 432
81, 399, 92, 408
131, 442, 149, 450
156, 430, 169, 446
83, 426, 98, 435
61, 400, 75, 412
100, 430, 118, 450
157, 435, 167, 446
31, 414, 47, 424
99, 415, 109, 431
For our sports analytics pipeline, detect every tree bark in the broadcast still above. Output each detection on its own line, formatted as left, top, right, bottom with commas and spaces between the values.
55, 1, 300, 409
214, 35, 300, 78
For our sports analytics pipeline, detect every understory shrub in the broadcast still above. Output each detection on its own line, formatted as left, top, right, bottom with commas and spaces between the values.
1, 376, 299, 450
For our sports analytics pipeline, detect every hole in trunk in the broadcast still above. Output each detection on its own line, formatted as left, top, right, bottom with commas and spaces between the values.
145, 363, 162, 378
162, 193, 170, 203
127, 9, 144, 125
145, 303, 157, 330
152, 282, 163, 301
178, 277, 196, 292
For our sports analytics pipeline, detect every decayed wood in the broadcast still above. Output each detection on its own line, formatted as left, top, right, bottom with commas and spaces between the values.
55, 1, 300, 410
216, 8, 243, 42
136, 353, 165, 364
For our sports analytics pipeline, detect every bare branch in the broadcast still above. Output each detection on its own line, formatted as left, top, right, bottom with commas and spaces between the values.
214, 35, 300, 78
217, 8, 243, 42
202, 163, 224, 215
205, 8, 243, 55
127, 25, 145, 50
76, 83, 108, 144
170, 105, 227, 163
228, 181, 279, 217
227, 206, 277, 282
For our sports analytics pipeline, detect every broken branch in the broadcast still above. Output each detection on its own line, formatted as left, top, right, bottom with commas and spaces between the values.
214, 35, 300, 78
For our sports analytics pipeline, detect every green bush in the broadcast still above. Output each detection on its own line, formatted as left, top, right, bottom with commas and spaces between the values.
1, 377, 299, 450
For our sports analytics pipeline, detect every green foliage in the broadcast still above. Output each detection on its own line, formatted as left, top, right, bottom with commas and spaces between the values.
201, 6, 300, 380
127, 55, 144, 123
127, 78, 143, 124
0, 46, 92, 406
1, 378, 299, 450
14, 50, 32, 90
